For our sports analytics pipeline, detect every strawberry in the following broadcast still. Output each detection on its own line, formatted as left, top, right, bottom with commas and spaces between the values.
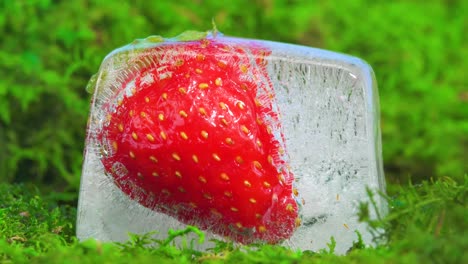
98, 32, 300, 244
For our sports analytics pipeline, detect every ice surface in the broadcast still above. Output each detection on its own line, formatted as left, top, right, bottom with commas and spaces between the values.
77, 36, 386, 254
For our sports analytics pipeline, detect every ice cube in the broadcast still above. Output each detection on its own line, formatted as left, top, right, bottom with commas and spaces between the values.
77, 33, 386, 254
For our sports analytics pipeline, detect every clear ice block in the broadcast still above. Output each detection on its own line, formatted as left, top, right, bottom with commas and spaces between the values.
77, 34, 386, 254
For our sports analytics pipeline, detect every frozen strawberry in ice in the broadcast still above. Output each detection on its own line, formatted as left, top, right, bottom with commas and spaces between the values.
98, 31, 300, 244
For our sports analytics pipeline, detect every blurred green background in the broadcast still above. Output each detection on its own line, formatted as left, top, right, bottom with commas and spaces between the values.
0, 0, 466, 195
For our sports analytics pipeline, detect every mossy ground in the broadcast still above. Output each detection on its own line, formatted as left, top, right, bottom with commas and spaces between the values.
0, 0, 466, 263
1, 179, 466, 263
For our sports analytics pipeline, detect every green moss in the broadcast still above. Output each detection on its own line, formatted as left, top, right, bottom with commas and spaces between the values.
1, 178, 466, 263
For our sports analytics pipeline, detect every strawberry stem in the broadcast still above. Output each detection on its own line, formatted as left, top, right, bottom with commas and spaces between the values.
133, 28, 223, 47
212, 18, 219, 37
173, 30, 209, 42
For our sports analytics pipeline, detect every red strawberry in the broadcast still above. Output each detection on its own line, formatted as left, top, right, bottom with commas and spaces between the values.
98, 33, 300, 244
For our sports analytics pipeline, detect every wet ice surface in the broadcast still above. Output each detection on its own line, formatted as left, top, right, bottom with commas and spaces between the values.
269, 47, 385, 252
77, 37, 385, 254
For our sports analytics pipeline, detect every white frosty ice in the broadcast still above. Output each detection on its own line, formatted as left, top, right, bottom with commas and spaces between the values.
77, 35, 386, 254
